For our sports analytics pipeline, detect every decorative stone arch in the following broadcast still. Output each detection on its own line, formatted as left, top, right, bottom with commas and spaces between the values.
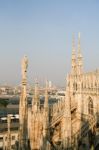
88, 96, 94, 115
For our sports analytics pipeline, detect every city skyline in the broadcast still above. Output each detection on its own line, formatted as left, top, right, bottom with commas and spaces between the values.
0, 0, 99, 86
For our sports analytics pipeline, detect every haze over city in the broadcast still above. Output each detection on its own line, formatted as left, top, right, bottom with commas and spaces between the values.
0, 0, 99, 86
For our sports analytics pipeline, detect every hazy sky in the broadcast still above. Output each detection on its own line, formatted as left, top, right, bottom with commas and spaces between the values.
0, 0, 99, 86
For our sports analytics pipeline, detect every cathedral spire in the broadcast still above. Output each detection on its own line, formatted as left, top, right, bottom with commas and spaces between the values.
43, 80, 49, 147
78, 32, 81, 54
71, 33, 77, 75
72, 33, 75, 53
19, 56, 28, 150
77, 32, 83, 75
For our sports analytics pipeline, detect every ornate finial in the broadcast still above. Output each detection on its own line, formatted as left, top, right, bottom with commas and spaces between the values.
72, 33, 76, 59
78, 32, 81, 54
71, 33, 77, 75
72, 33, 75, 53
21, 56, 28, 80
77, 32, 83, 74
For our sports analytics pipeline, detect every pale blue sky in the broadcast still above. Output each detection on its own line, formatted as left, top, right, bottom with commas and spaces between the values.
0, 0, 99, 86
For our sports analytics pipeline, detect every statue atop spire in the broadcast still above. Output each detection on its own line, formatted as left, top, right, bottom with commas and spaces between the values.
21, 56, 28, 80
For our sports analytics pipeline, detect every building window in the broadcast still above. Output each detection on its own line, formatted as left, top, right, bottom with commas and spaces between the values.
88, 97, 93, 115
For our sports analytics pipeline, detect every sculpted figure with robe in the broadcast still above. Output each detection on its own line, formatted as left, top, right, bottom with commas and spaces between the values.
21, 56, 28, 79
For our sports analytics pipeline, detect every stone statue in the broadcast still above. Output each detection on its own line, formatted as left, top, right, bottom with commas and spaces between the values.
21, 56, 28, 79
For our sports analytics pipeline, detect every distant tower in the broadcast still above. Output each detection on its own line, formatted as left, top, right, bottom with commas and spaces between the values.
71, 33, 77, 75
77, 33, 83, 75
19, 56, 29, 150
7, 115, 11, 150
